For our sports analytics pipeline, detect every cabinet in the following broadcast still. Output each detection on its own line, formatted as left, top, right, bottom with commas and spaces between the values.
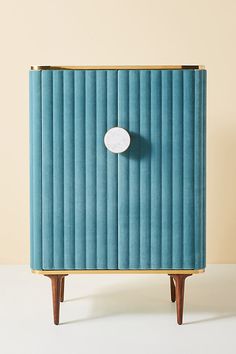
30, 65, 206, 325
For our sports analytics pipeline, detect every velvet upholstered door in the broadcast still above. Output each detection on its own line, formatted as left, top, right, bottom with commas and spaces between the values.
117, 69, 206, 270
30, 69, 206, 271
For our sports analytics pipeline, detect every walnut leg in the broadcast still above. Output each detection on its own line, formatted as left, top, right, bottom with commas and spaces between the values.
169, 276, 176, 302
60, 275, 68, 302
171, 274, 192, 325
45, 275, 64, 325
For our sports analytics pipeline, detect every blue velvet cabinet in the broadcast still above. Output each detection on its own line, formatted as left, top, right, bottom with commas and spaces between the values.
30, 65, 206, 325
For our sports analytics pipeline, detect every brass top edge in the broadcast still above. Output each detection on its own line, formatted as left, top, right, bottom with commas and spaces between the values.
31, 65, 205, 71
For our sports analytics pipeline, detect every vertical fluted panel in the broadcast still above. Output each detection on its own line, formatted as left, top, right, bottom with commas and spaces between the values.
42, 71, 53, 269
183, 71, 195, 268
202, 71, 207, 269
107, 71, 118, 269
74, 71, 86, 268
128, 70, 140, 268
161, 71, 173, 269
140, 71, 151, 268
30, 71, 42, 269
96, 71, 107, 268
195, 69, 207, 269
85, 71, 97, 269
29, 72, 34, 267
53, 71, 64, 269
194, 70, 202, 269
150, 70, 162, 268
63, 71, 75, 269
118, 70, 129, 269
172, 70, 184, 268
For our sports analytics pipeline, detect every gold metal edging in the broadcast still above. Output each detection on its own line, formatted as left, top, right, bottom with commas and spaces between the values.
32, 269, 205, 275
30, 65, 205, 71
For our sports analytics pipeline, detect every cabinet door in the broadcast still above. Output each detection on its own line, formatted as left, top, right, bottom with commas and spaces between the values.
117, 70, 206, 270
30, 70, 119, 270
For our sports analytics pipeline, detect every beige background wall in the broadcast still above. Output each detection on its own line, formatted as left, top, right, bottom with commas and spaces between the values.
0, 0, 235, 264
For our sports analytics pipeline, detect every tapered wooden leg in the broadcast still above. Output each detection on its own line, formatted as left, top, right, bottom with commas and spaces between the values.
170, 274, 192, 325
45, 275, 64, 325
60, 275, 68, 302
169, 276, 176, 302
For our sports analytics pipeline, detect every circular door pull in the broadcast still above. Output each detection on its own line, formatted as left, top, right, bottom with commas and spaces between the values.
104, 127, 131, 153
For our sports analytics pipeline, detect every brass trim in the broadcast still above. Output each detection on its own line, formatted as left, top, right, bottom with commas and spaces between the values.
32, 268, 204, 275
31, 65, 205, 71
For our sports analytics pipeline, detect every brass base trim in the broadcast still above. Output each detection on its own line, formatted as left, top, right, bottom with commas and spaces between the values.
32, 268, 204, 275
31, 65, 205, 71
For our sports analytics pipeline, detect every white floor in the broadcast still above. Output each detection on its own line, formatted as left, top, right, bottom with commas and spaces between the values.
0, 265, 235, 354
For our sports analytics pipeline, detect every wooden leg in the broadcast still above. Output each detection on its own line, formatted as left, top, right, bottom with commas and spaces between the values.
45, 275, 64, 325
169, 276, 176, 302
60, 275, 68, 302
170, 274, 192, 325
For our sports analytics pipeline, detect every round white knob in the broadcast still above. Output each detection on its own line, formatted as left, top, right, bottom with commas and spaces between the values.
104, 127, 131, 153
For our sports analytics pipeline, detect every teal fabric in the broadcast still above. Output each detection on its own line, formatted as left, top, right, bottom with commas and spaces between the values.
30, 69, 206, 270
